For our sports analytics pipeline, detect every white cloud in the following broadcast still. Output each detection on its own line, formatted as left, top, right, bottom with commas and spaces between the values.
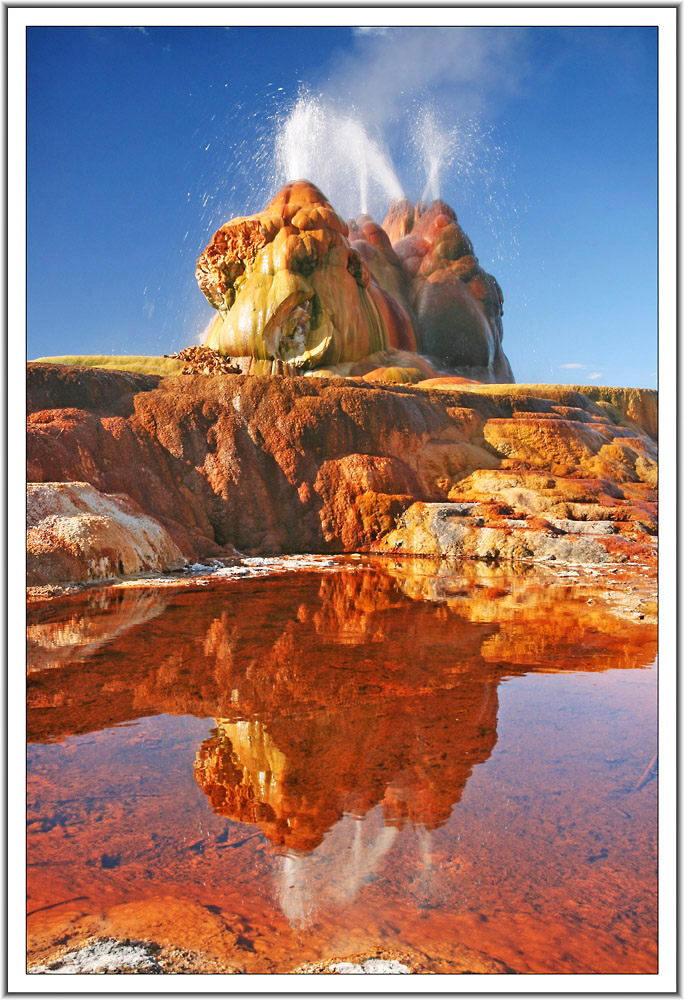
353, 27, 390, 37
125, 26, 149, 36
588, 372, 603, 380
560, 362, 587, 369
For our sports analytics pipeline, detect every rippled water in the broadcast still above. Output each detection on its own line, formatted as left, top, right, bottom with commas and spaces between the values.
26, 558, 657, 974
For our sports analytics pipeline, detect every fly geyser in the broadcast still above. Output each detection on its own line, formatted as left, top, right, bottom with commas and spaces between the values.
196, 180, 512, 384
28, 170, 657, 589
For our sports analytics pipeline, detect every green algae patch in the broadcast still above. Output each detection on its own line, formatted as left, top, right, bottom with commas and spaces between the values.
32, 355, 185, 377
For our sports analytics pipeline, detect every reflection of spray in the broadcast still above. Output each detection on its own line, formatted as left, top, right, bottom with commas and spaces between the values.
275, 811, 398, 928
278, 853, 314, 927
416, 824, 433, 905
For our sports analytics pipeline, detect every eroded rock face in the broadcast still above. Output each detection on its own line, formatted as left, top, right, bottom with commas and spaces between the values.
197, 181, 511, 383
27, 364, 657, 583
27, 481, 186, 586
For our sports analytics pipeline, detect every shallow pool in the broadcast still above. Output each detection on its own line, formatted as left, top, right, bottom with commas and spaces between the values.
26, 558, 657, 974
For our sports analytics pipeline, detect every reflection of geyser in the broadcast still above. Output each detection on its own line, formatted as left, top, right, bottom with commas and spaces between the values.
193, 673, 497, 925
194, 676, 497, 851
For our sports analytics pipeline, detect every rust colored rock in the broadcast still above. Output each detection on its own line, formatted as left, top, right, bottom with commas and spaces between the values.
361, 366, 426, 384
317, 348, 439, 381
26, 365, 657, 583
26, 365, 225, 564
417, 376, 483, 388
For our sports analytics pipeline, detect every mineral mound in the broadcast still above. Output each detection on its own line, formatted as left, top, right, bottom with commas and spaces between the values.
196, 180, 512, 383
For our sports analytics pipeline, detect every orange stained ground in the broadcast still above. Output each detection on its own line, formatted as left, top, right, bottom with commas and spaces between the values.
26, 558, 657, 975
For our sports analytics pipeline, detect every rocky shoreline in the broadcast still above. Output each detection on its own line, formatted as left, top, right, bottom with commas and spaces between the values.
27, 935, 508, 975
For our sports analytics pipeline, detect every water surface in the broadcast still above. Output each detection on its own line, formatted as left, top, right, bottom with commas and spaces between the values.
27, 559, 657, 974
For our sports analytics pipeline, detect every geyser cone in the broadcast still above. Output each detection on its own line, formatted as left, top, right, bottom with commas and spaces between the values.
197, 180, 416, 371
196, 181, 513, 383
382, 197, 415, 244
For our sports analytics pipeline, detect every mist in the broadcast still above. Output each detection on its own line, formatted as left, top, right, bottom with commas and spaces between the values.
320, 27, 529, 128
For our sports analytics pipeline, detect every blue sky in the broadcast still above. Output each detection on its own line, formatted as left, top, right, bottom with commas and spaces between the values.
26, 23, 658, 387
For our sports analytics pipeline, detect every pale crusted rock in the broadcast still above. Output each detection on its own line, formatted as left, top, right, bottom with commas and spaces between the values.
330, 959, 411, 974
27, 482, 186, 586
380, 502, 647, 566
28, 938, 162, 975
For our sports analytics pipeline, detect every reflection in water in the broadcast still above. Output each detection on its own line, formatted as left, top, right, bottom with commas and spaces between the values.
26, 589, 169, 674
28, 562, 655, 744
193, 669, 498, 856
26, 560, 658, 972
275, 815, 399, 927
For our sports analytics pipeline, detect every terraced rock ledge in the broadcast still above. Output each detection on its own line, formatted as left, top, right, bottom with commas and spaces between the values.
27, 363, 657, 591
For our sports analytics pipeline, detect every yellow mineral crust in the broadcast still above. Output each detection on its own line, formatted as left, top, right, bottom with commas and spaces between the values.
197, 180, 417, 370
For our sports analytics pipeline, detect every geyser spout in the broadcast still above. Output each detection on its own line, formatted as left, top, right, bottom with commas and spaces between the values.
275, 96, 404, 221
